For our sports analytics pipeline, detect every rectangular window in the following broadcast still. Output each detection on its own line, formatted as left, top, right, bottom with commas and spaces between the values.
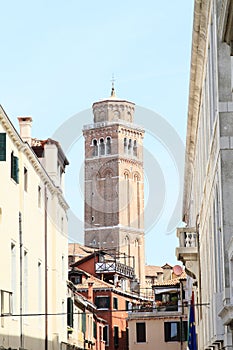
24, 250, 28, 314
0, 133, 6, 161
95, 296, 110, 309
67, 297, 73, 328
38, 261, 42, 313
82, 312, 86, 333
93, 321, 97, 339
136, 322, 146, 343
11, 152, 19, 183
24, 167, 28, 191
38, 186, 41, 208
164, 321, 188, 342
114, 326, 119, 347
103, 325, 109, 346
113, 297, 118, 310
1, 290, 12, 315
11, 243, 16, 313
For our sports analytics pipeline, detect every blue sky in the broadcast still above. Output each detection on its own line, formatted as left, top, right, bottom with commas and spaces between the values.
1, 1, 194, 266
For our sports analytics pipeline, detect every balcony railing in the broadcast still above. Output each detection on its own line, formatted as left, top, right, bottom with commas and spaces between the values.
95, 261, 134, 278
176, 227, 198, 278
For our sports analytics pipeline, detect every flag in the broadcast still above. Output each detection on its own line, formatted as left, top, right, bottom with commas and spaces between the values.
188, 292, 197, 350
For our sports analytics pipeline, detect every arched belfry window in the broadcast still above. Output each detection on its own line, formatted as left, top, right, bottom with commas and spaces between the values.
128, 139, 132, 155
133, 140, 137, 157
106, 137, 111, 155
124, 138, 127, 153
99, 138, 105, 156
92, 139, 98, 157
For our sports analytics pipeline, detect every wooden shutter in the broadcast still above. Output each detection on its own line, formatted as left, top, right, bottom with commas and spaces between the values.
0, 133, 6, 161
67, 297, 73, 327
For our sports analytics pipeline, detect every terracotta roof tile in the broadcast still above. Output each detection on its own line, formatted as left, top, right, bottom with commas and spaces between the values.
145, 265, 163, 276
153, 271, 186, 287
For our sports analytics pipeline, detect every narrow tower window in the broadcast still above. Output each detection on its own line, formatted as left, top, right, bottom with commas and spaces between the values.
133, 140, 137, 157
99, 138, 105, 156
92, 139, 98, 157
106, 137, 111, 155
124, 138, 127, 153
128, 139, 132, 155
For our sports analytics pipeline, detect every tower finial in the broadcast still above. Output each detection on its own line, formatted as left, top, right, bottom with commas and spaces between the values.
111, 73, 116, 97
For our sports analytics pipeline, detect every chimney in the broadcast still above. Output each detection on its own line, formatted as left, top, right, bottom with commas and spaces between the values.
87, 281, 94, 303
18, 116, 33, 146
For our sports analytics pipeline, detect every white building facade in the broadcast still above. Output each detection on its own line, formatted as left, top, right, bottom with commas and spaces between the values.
176, 0, 233, 349
0, 106, 69, 349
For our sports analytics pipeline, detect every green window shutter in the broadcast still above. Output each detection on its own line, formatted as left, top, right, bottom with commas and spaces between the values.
11, 152, 19, 183
82, 312, 86, 333
67, 297, 73, 327
14, 156, 19, 184
93, 321, 97, 339
0, 133, 6, 161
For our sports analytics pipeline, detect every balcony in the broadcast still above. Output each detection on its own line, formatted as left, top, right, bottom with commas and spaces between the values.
176, 227, 198, 278
95, 261, 134, 279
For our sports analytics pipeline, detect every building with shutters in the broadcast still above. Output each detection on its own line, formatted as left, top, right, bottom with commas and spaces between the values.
0, 106, 69, 349
127, 267, 188, 350
176, 0, 233, 349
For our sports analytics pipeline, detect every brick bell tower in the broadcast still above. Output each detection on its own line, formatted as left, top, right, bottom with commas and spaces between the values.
83, 85, 145, 286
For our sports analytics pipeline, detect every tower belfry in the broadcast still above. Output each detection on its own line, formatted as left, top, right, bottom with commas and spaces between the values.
83, 87, 145, 285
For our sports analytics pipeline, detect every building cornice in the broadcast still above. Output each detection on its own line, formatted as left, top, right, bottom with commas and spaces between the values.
183, 0, 211, 220
0, 105, 69, 211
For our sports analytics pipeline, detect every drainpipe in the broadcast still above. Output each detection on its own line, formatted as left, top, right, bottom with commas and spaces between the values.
44, 186, 48, 350
19, 212, 23, 349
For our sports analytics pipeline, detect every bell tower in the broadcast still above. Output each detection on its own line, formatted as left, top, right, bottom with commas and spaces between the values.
83, 86, 145, 286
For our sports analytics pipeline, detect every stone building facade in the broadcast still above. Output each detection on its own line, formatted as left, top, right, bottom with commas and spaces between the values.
83, 88, 145, 287
176, 0, 233, 349
0, 107, 69, 349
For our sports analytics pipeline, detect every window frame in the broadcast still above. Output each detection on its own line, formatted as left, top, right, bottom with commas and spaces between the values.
136, 322, 146, 343
0, 133, 6, 161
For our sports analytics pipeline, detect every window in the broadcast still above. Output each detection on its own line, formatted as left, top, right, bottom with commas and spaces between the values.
82, 312, 86, 333
95, 296, 110, 309
106, 137, 111, 155
124, 138, 127, 153
103, 325, 109, 346
1, 290, 12, 315
113, 297, 118, 310
38, 186, 41, 208
128, 139, 132, 154
133, 140, 137, 157
67, 297, 73, 328
99, 138, 105, 156
164, 321, 188, 342
11, 243, 16, 313
93, 321, 97, 339
24, 167, 28, 191
114, 326, 119, 347
70, 274, 82, 285
93, 139, 98, 157
11, 152, 19, 183
0, 133, 6, 161
136, 322, 146, 343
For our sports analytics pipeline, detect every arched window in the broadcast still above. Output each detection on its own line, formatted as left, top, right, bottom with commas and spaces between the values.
133, 140, 137, 157
99, 138, 105, 156
128, 139, 132, 155
124, 138, 127, 153
106, 137, 111, 155
92, 139, 98, 157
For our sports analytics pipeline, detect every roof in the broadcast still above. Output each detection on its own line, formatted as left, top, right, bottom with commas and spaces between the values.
145, 265, 163, 276
68, 243, 95, 261
153, 271, 186, 287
